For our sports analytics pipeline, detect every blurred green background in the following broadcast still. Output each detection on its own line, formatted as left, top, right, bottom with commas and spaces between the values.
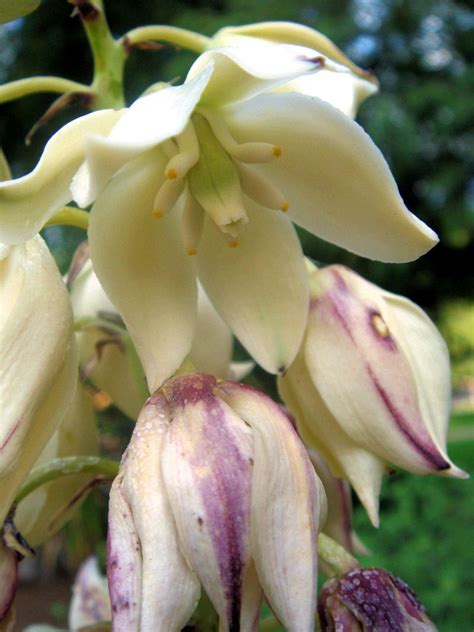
1, 0, 473, 629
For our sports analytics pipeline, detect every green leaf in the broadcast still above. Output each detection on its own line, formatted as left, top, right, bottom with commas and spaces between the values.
0, 0, 40, 24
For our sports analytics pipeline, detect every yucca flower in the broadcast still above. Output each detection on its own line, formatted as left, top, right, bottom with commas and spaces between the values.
0, 40, 437, 392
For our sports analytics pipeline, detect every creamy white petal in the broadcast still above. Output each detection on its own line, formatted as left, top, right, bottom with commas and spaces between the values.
188, 283, 233, 377
226, 92, 438, 262
278, 356, 384, 527
108, 396, 200, 631
188, 42, 326, 107
0, 236, 77, 524
217, 381, 323, 632
274, 70, 377, 118
162, 375, 256, 629
212, 22, 376, 81
0, 110, 122, 244
72, 65, 213, 207
88, 150, 197, 392
15, 384, 98, 546
197, 199, 309, 374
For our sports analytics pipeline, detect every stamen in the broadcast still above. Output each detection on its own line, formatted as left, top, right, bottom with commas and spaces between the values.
152, 178, 185, 217
202, 111, 281, 164
164, 121, 200, 179
239, 164, 289, 212
181, 189, 205, 256
228, 239, 240, 249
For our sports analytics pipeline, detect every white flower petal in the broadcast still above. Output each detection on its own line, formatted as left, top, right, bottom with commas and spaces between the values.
213, 22, 376, 81
69, 557, 111, 631
226, 92, 438, 262
108, 397, 200, 631
0, 236, 77, 525
188, 283, 233, 377
72, 64, 213, 208
188, 42, 326, 107
274, 70, 377, 118
15, 383, 98, 546
197, 199, 309, 374
88, 150, 197, 392
217, 381, 324, 632
278, 356, 384, 527
0, 110, 122, 244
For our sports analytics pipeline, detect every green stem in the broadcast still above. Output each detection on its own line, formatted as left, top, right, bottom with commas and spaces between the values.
318, 533, 360, 577
77, 0, 126, 108
122, 25, 210, 54
122, 334, 149, 403
0, 77, 90, 104
45, 206, 90, 231
15, 456, 119, 504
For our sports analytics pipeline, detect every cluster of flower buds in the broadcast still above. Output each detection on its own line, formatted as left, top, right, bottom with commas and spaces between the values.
108, 373, 326, 630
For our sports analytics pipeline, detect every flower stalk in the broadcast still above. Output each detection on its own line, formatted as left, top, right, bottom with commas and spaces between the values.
14, 456, 119, 504
45, 206, 90, 231
122, 25, 211, 54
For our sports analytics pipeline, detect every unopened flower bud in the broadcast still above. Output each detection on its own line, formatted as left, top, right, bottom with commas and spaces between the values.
69, 556, 112, 631
107, 373, 326, 631
279, 264, 467, 525
318, 568, 436, 631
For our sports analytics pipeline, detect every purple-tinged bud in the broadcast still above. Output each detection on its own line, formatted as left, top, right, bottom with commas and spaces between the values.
279, 263, 467, 526
69, 556, 112, 630
107, 373, 326, 631
318, 567, 436, 631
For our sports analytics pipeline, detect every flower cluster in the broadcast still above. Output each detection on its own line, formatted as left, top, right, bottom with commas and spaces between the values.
0, 14, 465, 631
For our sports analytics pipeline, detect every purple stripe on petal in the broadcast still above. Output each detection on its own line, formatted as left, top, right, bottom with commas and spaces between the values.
367, 366, 450, 470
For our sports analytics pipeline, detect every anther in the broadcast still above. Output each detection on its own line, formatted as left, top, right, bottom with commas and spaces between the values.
272, 146, 282, 158
165, 167, 177, 180
280, 201, 289, 212
186, 246, 198, 256
228, 240, 240, 249
151, 209, 163, 219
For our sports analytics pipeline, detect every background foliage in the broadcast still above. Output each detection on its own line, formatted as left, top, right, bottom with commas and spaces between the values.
1, 0, 473, 629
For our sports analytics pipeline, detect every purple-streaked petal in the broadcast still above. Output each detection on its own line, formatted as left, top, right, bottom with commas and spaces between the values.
217, 380, 324, 632
161, 373, 261, 630
69, 556, 111, 630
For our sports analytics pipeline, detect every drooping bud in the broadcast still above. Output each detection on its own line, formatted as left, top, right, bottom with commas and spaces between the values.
69, 556, 112, 631
318, 568, 436, 631
279, 264, 466, 526
107, 373, 325, 631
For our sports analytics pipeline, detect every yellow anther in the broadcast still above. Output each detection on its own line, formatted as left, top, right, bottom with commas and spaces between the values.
228, 240, 240, 249
272, 145, 282, 158
280, 201, 289, 213
186, 246, 198, 256
372, 313, 390, 338
151, 209, 163, 218
165, 167, 178, 180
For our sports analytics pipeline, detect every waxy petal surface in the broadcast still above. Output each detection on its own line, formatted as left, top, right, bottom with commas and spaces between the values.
0, 237, 77, 524
218, 381, 323, 631
162, 374, 258, 630
305, 266, 454, 475
108, 396, 200, 631
227, 92, 438, 262
88, 151, 197, 392
197, 200, 309, 375
189, 42, 326, 107
278, 357, 384, 527
0, 110, 122, 244
69, 557, 111, 630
